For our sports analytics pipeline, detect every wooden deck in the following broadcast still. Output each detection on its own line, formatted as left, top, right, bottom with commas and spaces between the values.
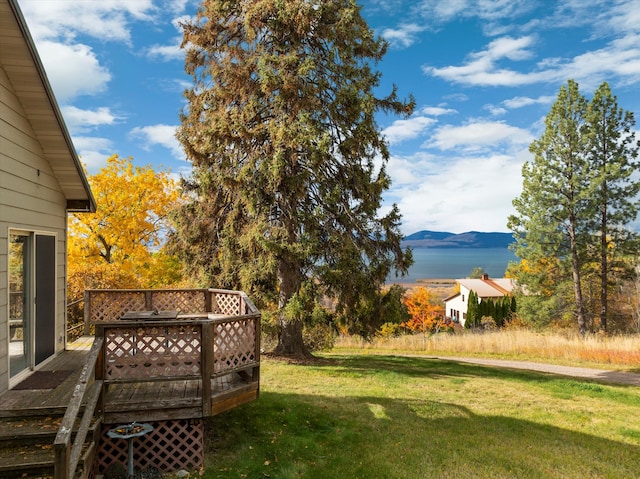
0, 288, 261, 478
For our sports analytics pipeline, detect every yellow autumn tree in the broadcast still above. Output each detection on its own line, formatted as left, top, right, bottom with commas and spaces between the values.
401, 287, 447, 334
67, 155, 185, 302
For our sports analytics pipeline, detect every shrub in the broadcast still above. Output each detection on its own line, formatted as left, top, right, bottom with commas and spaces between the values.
480, 316, 497, 330
377, 322, 404, 339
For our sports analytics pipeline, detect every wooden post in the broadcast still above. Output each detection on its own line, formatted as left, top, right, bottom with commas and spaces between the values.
205, 289, 213, 313
95, 324, 105, 415
201, 322, 214, 416
145, 290, 153, 310
253, 316, 261, 386
54, 440, 70, 479
83, 290, 91, 336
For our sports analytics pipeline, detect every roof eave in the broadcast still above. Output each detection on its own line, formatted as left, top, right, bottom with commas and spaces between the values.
6, 0, 97, 213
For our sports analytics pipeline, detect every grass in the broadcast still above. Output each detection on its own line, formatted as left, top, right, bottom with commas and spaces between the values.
334, 329, 640, 370
202, 353, 640, 478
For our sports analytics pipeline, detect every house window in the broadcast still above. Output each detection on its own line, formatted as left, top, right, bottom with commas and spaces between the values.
462, 294, 465, 302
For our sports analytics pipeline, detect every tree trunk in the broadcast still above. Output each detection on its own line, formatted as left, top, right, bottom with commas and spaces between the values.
569, 224, 587, 336
600, 190, 608, 333
273, 258, 311, 357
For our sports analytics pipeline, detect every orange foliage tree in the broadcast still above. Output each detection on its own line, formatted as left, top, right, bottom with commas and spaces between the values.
67, 155, 184, 302
401, 287, 446, 334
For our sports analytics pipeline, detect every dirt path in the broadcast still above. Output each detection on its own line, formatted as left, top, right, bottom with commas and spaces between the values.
429, 356, 640, 386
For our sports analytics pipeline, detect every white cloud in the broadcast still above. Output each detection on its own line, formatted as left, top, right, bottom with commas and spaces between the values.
146, 15, 191, 61
146, 41, 184, 61
381, 23, 425, 48
423, 36, 545, 87
423, 25, 640, 89
563, 36, 640, 89
607, 0, 640, 35
487, 36, 536, 61
414, 0, 534, 30
61, 106, 123, 134
502, 95, 554, 109
72, 137, 115, 172
19, 0, 155, 43
387, 151, 436, 188
37, 42, 111, 102
425, 121, 533, 151
420, 106, 457, 116
383, 116, 436, 144
486, 106, 507, 116
129, 124, 184, 160
394, 150, 528, 234
165, 0, 191, 15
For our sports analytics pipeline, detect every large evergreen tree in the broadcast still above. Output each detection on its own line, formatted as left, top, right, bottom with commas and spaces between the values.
171, 0, 413, 356
509, 80, 591, 335
585, 82, 640, 332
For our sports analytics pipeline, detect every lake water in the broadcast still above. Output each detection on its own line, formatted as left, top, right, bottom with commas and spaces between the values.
389, 248, 518, 282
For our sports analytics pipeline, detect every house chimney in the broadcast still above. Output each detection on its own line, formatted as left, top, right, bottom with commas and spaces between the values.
482, 273, 489, 280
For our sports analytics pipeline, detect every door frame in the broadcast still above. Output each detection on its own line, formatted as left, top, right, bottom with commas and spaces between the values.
7, 229, 58, 387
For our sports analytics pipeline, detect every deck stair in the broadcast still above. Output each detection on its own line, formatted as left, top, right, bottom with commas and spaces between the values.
0, 411, 100, 479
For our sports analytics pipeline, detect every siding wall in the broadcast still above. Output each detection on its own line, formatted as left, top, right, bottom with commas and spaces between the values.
445, 285, 471, 326
0, 65, 68, 393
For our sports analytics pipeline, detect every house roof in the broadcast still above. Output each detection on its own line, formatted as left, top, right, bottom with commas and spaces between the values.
0, 0, 96, 212
456, 277, 514, 299
443, 291, 460, 302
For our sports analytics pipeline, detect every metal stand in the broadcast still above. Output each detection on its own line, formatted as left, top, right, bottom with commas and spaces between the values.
107, 422, 154, 478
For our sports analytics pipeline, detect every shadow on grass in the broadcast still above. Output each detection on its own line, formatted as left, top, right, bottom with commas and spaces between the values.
314, 354, 640, 402
316, 355, 640, 394
203, 356, 640, 479
205, 391, 640, 479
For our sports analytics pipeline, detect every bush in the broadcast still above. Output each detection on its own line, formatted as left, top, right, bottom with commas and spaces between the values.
377, 322, 404, 339
303, 321, 337, 351
480, 316, 497, 330
260, 303, 337, 353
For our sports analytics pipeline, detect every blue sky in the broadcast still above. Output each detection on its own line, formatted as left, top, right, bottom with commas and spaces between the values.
16, 0, 640, 235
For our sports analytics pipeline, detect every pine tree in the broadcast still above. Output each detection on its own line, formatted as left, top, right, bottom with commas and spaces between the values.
509, 80, 640, 334
509, 80, 591, 335
171, 0, 414, 356
466, 290, 478, 328
585, 82, 640, 332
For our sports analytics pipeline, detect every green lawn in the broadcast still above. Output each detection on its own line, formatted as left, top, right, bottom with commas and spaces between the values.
202, 354, 640, 478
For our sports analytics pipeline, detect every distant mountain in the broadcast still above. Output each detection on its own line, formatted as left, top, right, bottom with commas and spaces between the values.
402, 230, 514, 248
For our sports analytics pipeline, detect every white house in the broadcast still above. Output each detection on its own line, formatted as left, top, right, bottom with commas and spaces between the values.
444, 274, 514, 327
0, 0, 95, 393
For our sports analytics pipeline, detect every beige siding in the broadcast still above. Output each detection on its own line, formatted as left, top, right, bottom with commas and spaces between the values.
1, 65, 68, 390
0, 235, 7, 390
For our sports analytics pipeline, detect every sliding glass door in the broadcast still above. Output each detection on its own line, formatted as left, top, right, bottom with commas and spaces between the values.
9, 232, 56, 380
9, 233, 31, 378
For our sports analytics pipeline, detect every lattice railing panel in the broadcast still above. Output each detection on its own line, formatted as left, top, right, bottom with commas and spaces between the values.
97, 419, 204, 474
104, 325, 202, 380
213, 292, 241, 315
152, 290, 206, 315
214, 318, 256, 373
90, 291, 146, 322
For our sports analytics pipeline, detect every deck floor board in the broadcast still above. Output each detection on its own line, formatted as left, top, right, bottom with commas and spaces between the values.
0, 339, 93, 415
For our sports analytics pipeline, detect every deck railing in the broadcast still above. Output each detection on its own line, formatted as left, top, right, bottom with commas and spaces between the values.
83, 288, 255, 334
95, 314, 260, 416
54, 337, 104, 479
54, 288, 261, 479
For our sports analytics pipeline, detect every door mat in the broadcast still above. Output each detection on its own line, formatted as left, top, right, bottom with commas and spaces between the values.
13, 370, 74, 390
